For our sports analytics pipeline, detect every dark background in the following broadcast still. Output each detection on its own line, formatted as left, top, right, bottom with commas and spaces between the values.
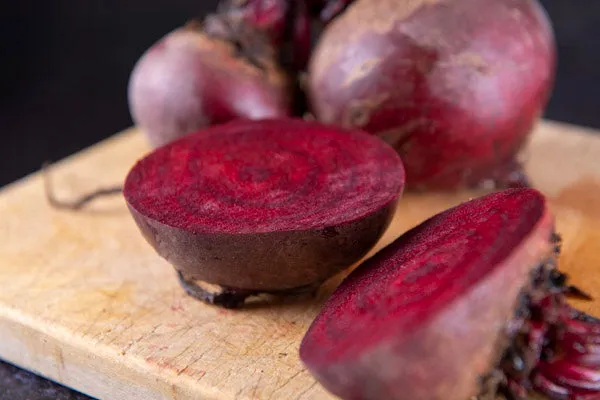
0, 0, 599, 398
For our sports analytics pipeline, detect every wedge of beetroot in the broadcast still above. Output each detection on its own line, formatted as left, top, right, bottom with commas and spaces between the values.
124, 118, 405, 308
300, 188, 600, 400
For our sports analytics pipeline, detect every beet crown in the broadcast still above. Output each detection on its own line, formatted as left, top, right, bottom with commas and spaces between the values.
124, 118, 405, 234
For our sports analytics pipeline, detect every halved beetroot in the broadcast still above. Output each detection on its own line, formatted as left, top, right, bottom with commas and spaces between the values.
124, 118, 405, 307
300, 188, 599, 400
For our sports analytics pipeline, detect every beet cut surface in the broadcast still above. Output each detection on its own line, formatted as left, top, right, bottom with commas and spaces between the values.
300, 188, 599, 400
124, 118, 405, 307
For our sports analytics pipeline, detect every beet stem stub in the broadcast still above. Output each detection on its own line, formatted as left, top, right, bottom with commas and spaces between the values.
307, 0, 556, 190
124, 118, 405, 308
299, 188, 600, 400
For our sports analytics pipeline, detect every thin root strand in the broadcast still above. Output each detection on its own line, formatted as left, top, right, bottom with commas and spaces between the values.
42, 162, 122, 211
565, 286, 594, 302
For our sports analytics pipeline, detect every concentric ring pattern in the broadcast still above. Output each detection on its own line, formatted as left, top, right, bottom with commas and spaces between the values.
125, 119, 405, 234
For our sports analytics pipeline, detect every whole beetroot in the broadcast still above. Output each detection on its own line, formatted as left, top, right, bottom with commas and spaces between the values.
307, 0, 556, 190
128, 22, 293, 147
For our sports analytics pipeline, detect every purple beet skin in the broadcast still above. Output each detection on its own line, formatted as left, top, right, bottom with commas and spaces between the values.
300, 188, 600, 400
127, 22, 293, 148
307, 0, 556, 190
124, 118, 405, 308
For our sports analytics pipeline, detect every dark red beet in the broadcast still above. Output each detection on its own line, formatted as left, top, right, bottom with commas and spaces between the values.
123, 118, 405, 307
307, 0, 556, 190
127, 23, 293, 148
300, 188, 600, 400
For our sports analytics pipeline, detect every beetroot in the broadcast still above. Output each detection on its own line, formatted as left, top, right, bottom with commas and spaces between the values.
127, 22, 293, 148
307, 0, 556, 190
219, 0, 313, 72
123, 118, 405, 308
300, 188, 600, 400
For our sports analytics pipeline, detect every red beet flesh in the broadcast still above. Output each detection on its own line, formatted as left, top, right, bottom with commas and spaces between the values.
127, 24, 293, 148
307, 0, 556, 190
300, 188, 599, 400
123, 118, 405, 307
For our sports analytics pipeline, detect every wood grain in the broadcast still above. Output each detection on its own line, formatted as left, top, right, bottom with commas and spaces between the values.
0, 120, 599, 400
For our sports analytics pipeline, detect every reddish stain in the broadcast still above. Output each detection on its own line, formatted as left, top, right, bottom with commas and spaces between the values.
148, 344, 169, 351
190, 369, 206, 379
177, 366, 207, 378
145, 356, 207, 379
170, 304, 185, 312
145, 356, 177, 372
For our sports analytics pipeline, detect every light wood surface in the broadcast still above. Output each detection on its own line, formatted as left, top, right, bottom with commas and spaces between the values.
0, 120, 599, 400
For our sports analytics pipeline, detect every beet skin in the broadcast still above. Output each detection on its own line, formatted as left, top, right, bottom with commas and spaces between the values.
127, 24, 293, 148
300, 188, 600, 400
124, 118, 405, 307
307, 0, 556, 190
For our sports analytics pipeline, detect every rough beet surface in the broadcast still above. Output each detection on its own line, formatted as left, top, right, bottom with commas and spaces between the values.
300, 188, 599, 400
219, 0, 313, 72
307, 0, 556, 190
124, 118, 405, 307
127, 24, 293, 148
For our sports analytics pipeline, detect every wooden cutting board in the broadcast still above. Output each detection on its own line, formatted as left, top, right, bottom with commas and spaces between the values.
0, 120, 599, 400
